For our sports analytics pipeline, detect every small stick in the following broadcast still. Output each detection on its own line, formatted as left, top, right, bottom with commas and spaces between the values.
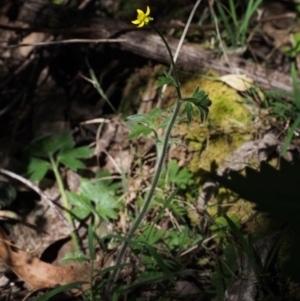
1, 38, 127, 49
0, 168, 72, 230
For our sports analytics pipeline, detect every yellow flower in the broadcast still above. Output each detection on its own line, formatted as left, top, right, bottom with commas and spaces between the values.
132, 6, 153, 28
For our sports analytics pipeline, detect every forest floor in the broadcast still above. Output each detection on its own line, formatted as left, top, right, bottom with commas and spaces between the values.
0, 0, 300, 300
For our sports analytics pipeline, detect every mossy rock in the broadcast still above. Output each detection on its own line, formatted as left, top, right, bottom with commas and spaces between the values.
180, 74, 254, 173
166, 72, 273, 233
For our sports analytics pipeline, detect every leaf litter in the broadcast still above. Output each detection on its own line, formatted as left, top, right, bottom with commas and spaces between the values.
0, 0, 300, 300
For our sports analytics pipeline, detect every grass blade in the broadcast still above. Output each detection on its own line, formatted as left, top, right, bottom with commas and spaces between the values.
281, 115, 300, 156
291, 63, 300, 109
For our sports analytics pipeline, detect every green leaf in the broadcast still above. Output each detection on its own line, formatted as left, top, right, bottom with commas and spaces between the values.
59, 157, 86, 171
148, 107, 165, 120
26, 157, 51, 182
29, 132, 74, 157
127, 108, 168, 139
191, 86, 207, 99
157, 72, 178, 87
68, 192, 92, 220
127, 124, 153, 139
166, 160, 194, 189
95, 192, 118, 220
50, 131, 75, 152
57, 146, 93, 170
79, 179, 118, 220
291, 63, 300, 110
127, 113, 152, 125
60, 251, 87, 264
143, 244, 176, 287
136, 227, 165, 245
59, 146, 93, 158
281, 115, 300, 156
127, 108, 164, 126
182, 86, 211, 123
181, 102, 195, 124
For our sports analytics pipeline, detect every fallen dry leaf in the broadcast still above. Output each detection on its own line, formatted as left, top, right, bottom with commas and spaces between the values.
219, 74, 254, 92
0, 227, 91, 292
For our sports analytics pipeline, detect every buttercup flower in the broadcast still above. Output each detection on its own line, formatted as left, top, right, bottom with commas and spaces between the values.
132, 6, 153, 28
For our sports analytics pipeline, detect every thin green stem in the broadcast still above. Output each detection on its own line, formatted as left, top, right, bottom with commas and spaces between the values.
50, 155, 79, 251
107, 23, 183, 295
150, 24, 182, 99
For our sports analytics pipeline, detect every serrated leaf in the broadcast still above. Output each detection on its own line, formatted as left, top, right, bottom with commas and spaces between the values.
68, 192, 92, 220
148, 108, 164, 120
57, 146, 92, 170
128, 124, 153, 139
58, 156, 86, 171
191, 86, 206, 99
127, 113, 151, 125
127, 109, 164, 128
50, 131, 75, 152
96, 193, 118, 220
181, 102, 196, 124
157, 72, 178, 88
60, 251, 87, 264
182, 87, 211, 123
30, 132, 75, 157
168, 162, 194, 189
59, 146, 93, 159
79, 179, 101, 202
26, 157, 51, 182
162, 160, 194, 189
79, 179, 118, 220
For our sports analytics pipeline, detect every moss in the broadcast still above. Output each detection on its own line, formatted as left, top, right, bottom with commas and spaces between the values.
166, 73, 263, 228
179, 74, 254, 173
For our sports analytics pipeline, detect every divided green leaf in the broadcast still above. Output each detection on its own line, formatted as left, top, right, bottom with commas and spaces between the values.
57, 146, 93, 171
78, 175, 119, 221
182, 86, 211, 123
68, 192, 92, 220
26, 157, 51, 182
127, 124, 153, 139
127, 108, 168, 139
25, 131, 93, 181
160, 159, 194, 189
157, 72, 178, 87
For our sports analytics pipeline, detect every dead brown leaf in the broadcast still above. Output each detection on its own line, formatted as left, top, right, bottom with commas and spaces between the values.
0, 227, 91, 292
219, 74, 254, 92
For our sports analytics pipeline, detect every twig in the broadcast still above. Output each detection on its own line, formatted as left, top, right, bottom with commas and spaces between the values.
1, 38, 126, 49
158, 0, 203, 106
0, 168, 72, 230
208, 0, 233, 71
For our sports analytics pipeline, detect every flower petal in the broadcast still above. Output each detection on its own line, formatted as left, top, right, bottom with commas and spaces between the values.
132, 19, 140, 24
146, 6, 150, 16
137, 9, 144, 15
138, 21, 144, 27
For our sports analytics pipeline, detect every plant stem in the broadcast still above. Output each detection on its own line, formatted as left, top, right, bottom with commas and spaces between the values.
150, 24, 182, 100
50, 155, 79, 251
107, 24, 183, 293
